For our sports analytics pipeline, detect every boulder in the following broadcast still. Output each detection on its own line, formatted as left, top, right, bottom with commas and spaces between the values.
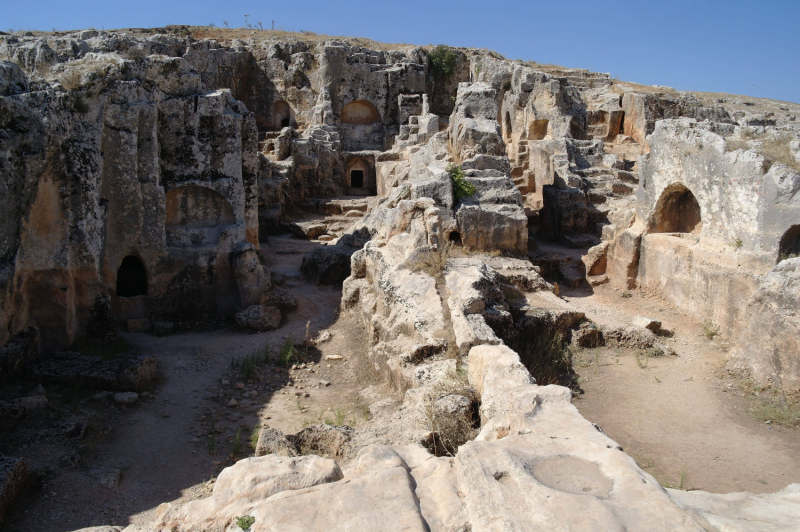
13, 395, 48, 411
727, 258, 800, 393
254, 428, 299, 457
113, 392, 139, 405
0, 456, 28, 523
632, 315, 662, 333
236, 305, 281, 331
154, 455, 343, 531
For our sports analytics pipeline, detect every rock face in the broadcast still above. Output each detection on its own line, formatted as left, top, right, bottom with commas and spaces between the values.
3, 28, 800, 532
727, 258, 800, 393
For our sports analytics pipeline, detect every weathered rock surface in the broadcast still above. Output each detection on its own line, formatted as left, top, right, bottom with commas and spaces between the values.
3, 28, 800, 532
727, 258, 800, 393
154, 455, 343, 531
669, 484, 800, 532
254, 427, 299, 457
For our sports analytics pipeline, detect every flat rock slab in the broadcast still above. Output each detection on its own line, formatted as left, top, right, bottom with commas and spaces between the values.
249, 466, 428, 532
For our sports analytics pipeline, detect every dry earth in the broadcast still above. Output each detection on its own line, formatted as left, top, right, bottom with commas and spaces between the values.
564, 282, 800, 494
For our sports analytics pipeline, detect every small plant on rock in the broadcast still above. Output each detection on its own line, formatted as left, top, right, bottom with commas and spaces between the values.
235, 515, 255, 531
447, 163, 476, 201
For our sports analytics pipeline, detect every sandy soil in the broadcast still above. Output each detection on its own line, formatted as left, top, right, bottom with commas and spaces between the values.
564, 282, 800, 494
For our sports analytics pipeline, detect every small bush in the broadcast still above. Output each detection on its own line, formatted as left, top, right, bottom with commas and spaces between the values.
235, 515, 255, 531
701, 320, 719, 340
429, 45, 457, 78
447, 163, 476, 201
732, 237, 743, 250
750, 398, 800, 426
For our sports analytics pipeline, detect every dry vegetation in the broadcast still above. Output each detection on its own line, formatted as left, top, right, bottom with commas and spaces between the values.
423, 368, 479, 456
726, 129, 800, 172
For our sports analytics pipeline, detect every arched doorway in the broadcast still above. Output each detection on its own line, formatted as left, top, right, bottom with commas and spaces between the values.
650, 184, 702, 234
779, 225, 800, 261
273, 101, 292, 130
340, 100, 383, 151
116, 256, 147, 298
341, 100, 381, 125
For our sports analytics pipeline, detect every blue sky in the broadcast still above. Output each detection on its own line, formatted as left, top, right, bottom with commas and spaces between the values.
4, 0, 799, 103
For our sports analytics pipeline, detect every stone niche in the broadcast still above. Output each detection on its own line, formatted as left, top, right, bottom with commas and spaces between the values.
272, 101, 294, 130
165, 185, 238, 247
340, 100, 384, 151
649, 183, 702, 234
344, 155, 377, 196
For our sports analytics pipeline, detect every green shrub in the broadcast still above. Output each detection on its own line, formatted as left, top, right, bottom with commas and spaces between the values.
429, 45, 457, 78
235, 515, 255, 530
447, 163, 476, 201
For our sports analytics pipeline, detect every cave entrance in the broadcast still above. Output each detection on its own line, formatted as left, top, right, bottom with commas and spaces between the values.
273, 101, 292, 130
779, 225, 800, 261
346, 157, 375, 195
651, 184, 702, 234
350, 169, 364, 189
116, 256, 147, 298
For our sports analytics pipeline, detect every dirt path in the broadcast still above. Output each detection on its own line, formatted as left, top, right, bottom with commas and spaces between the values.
564, 282, 800, 494
7, 235, 377, 531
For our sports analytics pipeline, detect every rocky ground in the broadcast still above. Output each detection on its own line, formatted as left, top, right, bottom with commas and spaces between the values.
3, 235, 383, 532
3, 237, 799, 531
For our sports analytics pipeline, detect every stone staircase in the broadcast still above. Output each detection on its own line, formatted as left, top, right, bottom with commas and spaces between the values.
285, 196, 375, 242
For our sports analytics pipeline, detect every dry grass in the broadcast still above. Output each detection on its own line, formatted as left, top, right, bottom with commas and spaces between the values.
726, 130, 800, 172
423, 368, 480, 456
735, 379, 800, 426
